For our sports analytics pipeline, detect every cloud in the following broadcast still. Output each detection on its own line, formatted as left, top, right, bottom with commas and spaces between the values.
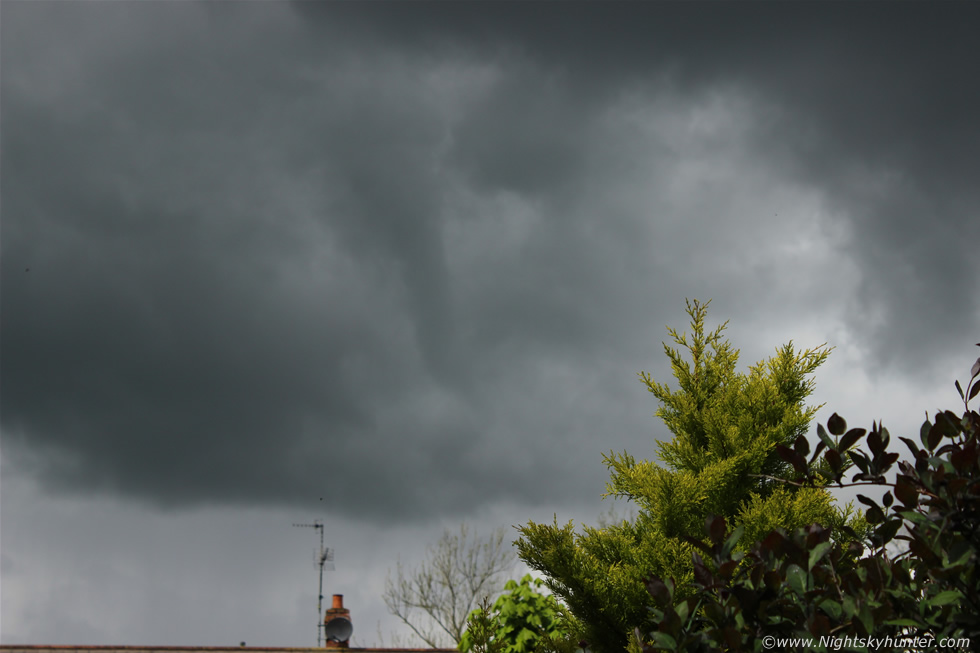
2, 1, 978, 526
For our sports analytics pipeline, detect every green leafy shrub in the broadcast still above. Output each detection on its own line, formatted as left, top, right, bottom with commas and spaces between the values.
637, 350, 980, 652
459, 575, 571, 653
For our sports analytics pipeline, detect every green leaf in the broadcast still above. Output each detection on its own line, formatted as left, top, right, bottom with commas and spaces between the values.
817, 423, 835, 450
926, 590, 963, 607
920, 419, 933, 449
946, 547, 973, 568
674, 600, 689, 626
808, 542, 832, 570
857, 601, 874, 637
786, 564, 807, 596
648, 632, 677, 651
722, 525, 745, 558
820, 599, 842, 620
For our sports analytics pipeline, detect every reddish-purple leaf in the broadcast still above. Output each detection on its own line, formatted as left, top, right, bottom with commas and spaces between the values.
681, 534, 712, 555
809, 613, 831, 638
941, 411, 961, 432
692, 553, 714, 587
937, 443, 958, 457
848, 451, 870, 475
718, 560, 739, 580
776, 444, 807, 476
824, 448, 843, 476
951, 444, 975, 472
839, 428, 865, 452
969, 381, 980, 401
865, 506, 885, 525
870, 519, 901, 548
795, 434, 810, 457
898, 437, 920, 457
827, 413, 847, 436
894, 477, 918, 507
761, 531, 785, 556
867, 429, 884, 456
810, 440, 827, 466
764, 570, 782, 592
644, 576, 672, 607
882, 492, 893, 509
948, 477, 968, 495
708, 515, 727, 545
856, 494, 877, 508
776, 444, 796, 464
724, 626, 741, 650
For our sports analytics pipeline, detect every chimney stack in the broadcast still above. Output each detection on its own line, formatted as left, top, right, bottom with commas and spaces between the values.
323, 594, 352, 648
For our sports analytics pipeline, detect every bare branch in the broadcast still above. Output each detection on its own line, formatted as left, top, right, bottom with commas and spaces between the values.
383, 523, 517, 647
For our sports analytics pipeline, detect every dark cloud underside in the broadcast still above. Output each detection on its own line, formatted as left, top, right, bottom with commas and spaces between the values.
2, 1, 978, 521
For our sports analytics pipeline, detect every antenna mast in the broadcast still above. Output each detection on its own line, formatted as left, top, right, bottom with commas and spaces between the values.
293, 520, 334, 646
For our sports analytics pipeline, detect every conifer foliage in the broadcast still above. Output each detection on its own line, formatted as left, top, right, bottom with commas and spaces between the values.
516, 300, 865, 653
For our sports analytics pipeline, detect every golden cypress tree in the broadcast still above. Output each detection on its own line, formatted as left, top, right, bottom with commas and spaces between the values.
516, 299, 865, 653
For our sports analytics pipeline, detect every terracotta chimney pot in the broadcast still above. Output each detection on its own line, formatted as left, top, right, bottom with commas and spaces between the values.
324, 593, 352, 649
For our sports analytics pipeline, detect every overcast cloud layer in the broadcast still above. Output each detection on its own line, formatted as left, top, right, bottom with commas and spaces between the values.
2, 1, 979, 646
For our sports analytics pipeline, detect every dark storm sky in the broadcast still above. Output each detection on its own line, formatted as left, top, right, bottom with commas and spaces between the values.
2, 1, 978, 646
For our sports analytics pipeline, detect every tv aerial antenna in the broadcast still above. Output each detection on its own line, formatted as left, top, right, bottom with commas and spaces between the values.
293, 520, 334, 646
